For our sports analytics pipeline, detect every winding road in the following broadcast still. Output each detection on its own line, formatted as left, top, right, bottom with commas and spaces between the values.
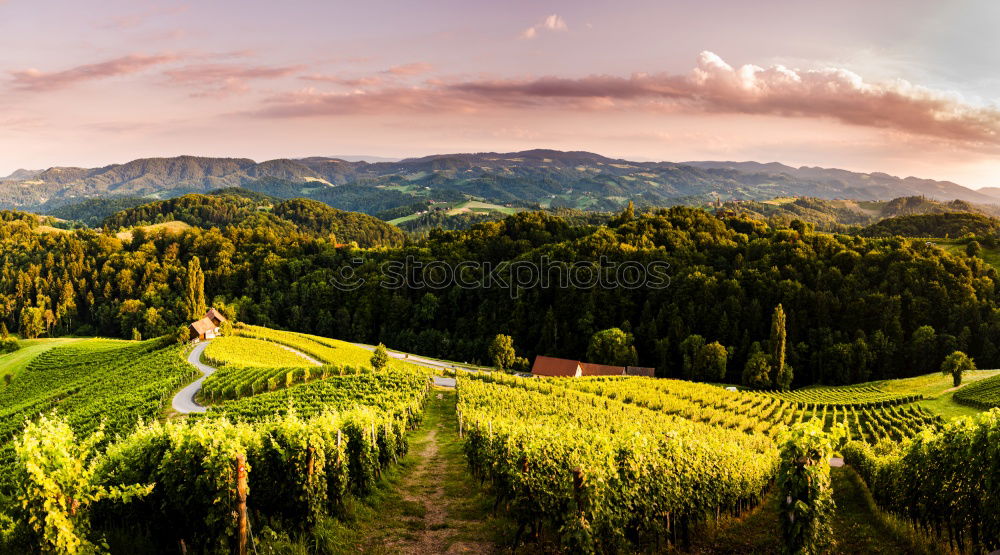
172, 342, 214, 414
171, 339, 463, 414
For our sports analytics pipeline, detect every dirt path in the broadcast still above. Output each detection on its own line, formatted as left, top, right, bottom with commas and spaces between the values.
355, 390, 512, 554
277, 344, 322, 366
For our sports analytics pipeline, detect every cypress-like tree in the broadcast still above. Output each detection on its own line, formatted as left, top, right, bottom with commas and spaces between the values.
185, 257, 206, 320
770, 304, 787, 385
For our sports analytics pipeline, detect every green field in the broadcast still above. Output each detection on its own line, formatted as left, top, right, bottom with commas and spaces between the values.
929, 238, 1000, 269
0, 337, 86, 383
388, 199, 519, 225
869, 369, 1000, 418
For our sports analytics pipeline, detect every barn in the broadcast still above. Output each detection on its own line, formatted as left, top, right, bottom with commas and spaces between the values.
531, 355, 583, 377
189, 308, 227, 341
531, 356, 632, 378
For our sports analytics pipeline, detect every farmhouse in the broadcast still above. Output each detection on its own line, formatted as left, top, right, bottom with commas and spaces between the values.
189, 308, 227, 341
531, 355, 583, 377
531, 356, 647, 378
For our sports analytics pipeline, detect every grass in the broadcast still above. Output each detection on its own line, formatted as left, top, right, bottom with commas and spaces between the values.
870, 369, 1000, 419
828, 466, 942, 554
762, 196, 797, 205
0, 337, 87, 384
255, 389, 515, 553
927, 238, 1000, 269
388, 200, 519, 225
115, 220, 192, 241
689, 465, 940, 554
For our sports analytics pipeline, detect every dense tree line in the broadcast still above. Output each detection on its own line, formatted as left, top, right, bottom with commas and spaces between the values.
45, 196, 152, 227
100, 193, 404, 247
859, 212, 1000, 238
1, 205, 999, 386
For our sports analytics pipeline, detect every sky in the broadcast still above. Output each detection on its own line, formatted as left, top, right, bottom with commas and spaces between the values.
2, 0, 1000, 188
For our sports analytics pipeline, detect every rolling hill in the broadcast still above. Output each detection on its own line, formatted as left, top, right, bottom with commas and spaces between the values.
102, 190, 405, 247
4, 150, 999, 216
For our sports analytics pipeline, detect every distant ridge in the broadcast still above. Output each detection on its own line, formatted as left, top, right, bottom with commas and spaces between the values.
1, 149, 995, 213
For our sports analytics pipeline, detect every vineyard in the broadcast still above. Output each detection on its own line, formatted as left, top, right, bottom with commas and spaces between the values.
0, 338, 197, 493
758, 384, 921, 407
0, 326, 436, 553
457, 372, 777, 552
235, 324, 427, 373
201, 336, 317, 368
544, 376, 940, 444
2, 323, 999, 553
953, 373, 1000, 409
844, 409, 1000, 552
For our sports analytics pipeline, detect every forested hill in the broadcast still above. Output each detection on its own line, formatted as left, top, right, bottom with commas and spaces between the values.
4, 206, 1000, 388
859, 212, 1000, 238
3, 149, 997, 214
101, 192, 404, 247
718, 195, 1000, 232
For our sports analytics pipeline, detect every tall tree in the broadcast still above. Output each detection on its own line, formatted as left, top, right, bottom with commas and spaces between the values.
770, 304, 787, 383
185, 257, 206, 320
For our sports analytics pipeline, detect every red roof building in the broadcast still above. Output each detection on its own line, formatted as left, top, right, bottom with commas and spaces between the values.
189, 308, 228, 341
531, 356, 629, 378
531, 355, 583, 377
579, 362, 627, 376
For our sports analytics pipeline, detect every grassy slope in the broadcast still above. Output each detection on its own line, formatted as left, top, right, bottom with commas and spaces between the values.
872, 369, 1000, 419
388, 200, 518, 225
691, 466, 936, 554
929, 238, 1000, 268
115, 220, 192, 241
0, 338, 87, 383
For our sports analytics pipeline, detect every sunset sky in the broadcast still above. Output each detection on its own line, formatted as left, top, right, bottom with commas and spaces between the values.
3, 0, 1000, 187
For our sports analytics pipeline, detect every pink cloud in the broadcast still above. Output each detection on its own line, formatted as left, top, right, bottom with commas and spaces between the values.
99, 4, 190, 30
163, 63, 303, 97
251, 51, 1000, 148
384, 62, 433, 76
521, 14, 568, 39
300, 74, 384, 87
10, 53, 178, 92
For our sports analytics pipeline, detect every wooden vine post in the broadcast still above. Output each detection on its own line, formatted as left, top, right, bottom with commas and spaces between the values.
235, 453, 249, 555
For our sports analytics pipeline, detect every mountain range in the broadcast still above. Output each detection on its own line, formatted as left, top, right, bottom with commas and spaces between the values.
2, 149, 998, 215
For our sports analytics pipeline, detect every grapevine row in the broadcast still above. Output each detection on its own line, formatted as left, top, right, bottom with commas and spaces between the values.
456, 373, 778, 552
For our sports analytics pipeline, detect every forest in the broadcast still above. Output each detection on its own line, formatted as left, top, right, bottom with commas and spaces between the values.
2, 202, 998, 387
